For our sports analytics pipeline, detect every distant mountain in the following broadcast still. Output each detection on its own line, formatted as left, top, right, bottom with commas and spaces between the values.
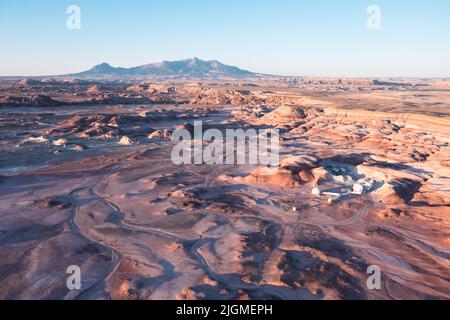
67, 58, 258, 78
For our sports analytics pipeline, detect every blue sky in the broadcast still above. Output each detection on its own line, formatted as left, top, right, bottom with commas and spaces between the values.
0, 0, 449, 77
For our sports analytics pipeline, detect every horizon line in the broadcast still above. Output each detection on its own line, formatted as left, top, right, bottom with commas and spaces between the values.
0, 57, 449, 80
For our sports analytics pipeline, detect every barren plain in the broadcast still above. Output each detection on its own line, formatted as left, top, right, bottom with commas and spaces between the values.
0, 77, 449, 300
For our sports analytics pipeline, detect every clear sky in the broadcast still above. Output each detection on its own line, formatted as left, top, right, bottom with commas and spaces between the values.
0, 0, 449, 77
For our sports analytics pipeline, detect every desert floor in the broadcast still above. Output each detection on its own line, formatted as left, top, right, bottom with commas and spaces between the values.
0, 79, 449, 300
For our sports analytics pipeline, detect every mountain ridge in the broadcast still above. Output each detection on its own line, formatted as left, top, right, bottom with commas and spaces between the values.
67, 58, 259, 78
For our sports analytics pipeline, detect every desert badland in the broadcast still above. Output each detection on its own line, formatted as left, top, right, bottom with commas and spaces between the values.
0, 61, 449, 300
